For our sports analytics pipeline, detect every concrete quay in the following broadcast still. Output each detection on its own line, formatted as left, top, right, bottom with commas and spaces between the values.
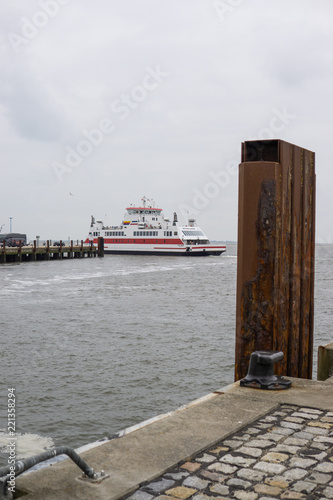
15, 375, 333, 500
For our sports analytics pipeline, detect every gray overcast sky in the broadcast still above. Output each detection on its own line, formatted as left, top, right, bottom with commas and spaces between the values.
1, 0, 332, 242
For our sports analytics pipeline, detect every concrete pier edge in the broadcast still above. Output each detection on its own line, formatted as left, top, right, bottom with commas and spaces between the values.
15, 375, 333, 500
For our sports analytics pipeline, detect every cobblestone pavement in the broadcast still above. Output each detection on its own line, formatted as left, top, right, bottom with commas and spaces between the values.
124, 404, 333, 500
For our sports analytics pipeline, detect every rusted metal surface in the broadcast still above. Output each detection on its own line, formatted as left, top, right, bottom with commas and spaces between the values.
235, 140, 315, 381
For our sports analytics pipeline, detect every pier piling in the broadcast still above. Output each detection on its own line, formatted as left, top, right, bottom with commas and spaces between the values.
235, 139, 316, 381
0, 241, 100, 263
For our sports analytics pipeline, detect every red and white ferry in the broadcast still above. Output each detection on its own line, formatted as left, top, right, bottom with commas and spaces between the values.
85, 197, 226, 256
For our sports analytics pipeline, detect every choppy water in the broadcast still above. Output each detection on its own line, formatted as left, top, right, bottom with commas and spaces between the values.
0, 244, 332, 466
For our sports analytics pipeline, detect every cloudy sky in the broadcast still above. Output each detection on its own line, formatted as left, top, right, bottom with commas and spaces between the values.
0, 0, 332, 242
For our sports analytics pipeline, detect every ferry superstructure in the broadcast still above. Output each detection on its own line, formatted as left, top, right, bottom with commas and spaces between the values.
85, 197, 226, 256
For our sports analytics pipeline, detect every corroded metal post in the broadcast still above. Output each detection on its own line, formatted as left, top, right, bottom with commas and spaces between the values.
235, 140, 315, 381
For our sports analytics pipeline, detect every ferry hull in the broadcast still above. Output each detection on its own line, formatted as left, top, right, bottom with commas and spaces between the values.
103, 245, 226, 256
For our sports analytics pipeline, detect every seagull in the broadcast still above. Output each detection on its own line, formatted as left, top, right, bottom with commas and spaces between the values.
69, 193, 74, 196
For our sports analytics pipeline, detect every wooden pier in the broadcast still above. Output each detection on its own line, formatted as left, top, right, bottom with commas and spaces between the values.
0, 238, 104, 264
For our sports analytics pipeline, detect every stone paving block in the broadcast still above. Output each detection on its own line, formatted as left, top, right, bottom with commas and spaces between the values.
254, 461, 286, 475
180, 462, 201, 472
280, 405, 299, 411
219, 454, 255, 467
246, 427, 261, 435
237, 433, 251, 441
237, 467, 265, 482
307, 442, 329, 451
270, 444, 302, 454
300, 448, 327, 460
323, 485, 333, 498
127, 491, 154, 500
164, 486, 197, 499
299, 408, 323, 414
246, 439, 273, 448
282, 467, 308, 481
222, 439, 243, 449
280, 491, 307, 499
257, 432, 284, 442
284, 416, 305, 424
290, 480, 316, 493
256, 423, 274, 429
182, 476, 209, 490
209, 446, 229, 454
236, 445, 262, 457
313, 435, 333, 444
254, 483, 282, 496
145, 478, 175, 493
200, 470, 227, 482
304, 425, 329, 435
289, 456, 317, 468
307, 420, 332, 429
191, 495, 228, 500
262, 415, 278, 422
196, 453, 216, 463
314, 461, 333, 473
209, 483, 230, 495
271, 427, 294, 436
264, 476, 290, 488
155, 496, 179, 500
165, 471, 189, 480
307, 471, 332, 484
261, 452, 289, 463
281, 421, 304, 430
283, 437, 308, 446
233, 491, 258, 500
291, 412, 319, 420
292, 431, 315, 440
208, 462, 238, 474
226, 477, 252, 489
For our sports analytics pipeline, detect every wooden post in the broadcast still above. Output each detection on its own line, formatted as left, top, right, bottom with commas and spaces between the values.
1, 240, 6, 263
318, 343, 333, 381
32, 240, 37, 261
98, 237, 104, 257
235, 140, 316, 381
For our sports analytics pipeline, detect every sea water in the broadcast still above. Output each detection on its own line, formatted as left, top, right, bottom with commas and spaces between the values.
0, 244, 332, 466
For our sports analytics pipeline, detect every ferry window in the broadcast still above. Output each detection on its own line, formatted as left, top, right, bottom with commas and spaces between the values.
174, 232, 178, 235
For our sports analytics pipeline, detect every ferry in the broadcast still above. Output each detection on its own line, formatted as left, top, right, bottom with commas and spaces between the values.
85, 197, 226, 256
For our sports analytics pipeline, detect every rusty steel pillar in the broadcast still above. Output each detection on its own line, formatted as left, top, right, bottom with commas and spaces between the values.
235, 139, 315, 381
